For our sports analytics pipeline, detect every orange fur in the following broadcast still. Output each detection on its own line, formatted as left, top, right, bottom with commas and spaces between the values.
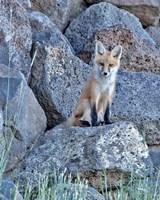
62, 41, 122, 127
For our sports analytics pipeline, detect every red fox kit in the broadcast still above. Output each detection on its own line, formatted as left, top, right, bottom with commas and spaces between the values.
62, 41, 122, 127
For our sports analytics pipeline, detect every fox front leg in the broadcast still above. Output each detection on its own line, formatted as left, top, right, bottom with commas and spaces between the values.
104, 103, 113, 125
90, 99, 98, 126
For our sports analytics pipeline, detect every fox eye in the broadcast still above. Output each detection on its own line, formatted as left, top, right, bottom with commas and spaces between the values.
109, 63, 113, 67
99, 62, 104, 67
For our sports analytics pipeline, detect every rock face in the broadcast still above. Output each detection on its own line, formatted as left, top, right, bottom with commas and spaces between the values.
146, 26, 160, 45
0, 0, 158, 194
149, 146, 160, 168
65, 2, 154, 54
16, 121, 153, 189
28, 12, 60, 33
28, 13, 160, 145
29, 0, 87, 32
29, 12, 160, 132
16, 0, 32, 9
0, 0, 32, 79
0, 64, 47, 171
28, 12, 160, 143
29, 12, 91, 128
28, 12, 160, 142
50, 183, 104, 200
85, 0, 160, 27
0, 109, 3, 133
77, 26, 159, 74
112, 71, 160, 146
77, 25, 160, 74
65, 3, 160, 74
0, 179, 24, 200
86, 187, 104, 200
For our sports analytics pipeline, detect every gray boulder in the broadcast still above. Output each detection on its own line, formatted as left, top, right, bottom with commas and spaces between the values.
28, 11, 159, 146
85, 0, 160, 27
29, 12, 91, 128
28, 12, 160, 144
0, 109, 3, 133
29, 18, 160, 144
0, 109, 4, 154
65, 3, 160, 74
0, 179, 24, 200
29, 0, 87, 32
15, 121, 153, 189
0, 64, 47, 171
28, 11, 76, 54
146, 26, 160, 45
87, 187, 104, 200
28, 11, 60, 33
46, 183, 104, 200
16, 0, 32, 9
0, 0, 32, 79
27, 11, 75, 54
77, 25, 160, 74
112, 71, 160, 146
149, 146, 160, 168
65, 2, 154, 54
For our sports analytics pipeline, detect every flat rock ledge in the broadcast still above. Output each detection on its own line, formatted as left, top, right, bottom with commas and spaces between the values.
15, 121, 153, 189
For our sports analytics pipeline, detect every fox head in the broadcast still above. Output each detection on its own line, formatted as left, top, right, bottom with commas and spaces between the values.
94, 41, 122, 77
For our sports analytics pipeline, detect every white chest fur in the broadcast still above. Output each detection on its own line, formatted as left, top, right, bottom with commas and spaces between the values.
97, 71, 117, 96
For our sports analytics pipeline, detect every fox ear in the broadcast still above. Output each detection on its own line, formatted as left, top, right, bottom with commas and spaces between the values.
111, 45, 122, 59
95, 41, 106, 56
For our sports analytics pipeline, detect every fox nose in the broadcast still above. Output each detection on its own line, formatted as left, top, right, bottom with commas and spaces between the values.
103, 72, 108, 76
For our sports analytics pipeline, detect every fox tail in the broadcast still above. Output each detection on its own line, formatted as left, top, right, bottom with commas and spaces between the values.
57, 117, 90, 128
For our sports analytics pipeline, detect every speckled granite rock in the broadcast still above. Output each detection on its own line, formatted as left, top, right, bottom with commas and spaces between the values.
0, 179, 24, 200
29, 0, 87, 31
0, 0, 32, 79
112, 71, 160, 145
16, 0, 32, 9
29, 12, 91, 128
28, 11, 59, 33
65, 2, 154, 54
0, 109, 3, 133
15, 121, 153, 189
0, 64, 47, 172
77, 25, 160, 74
86, 187, 104, 200
149, 146, 160, 167
146, 26, 160, 46
28, 9, 159, 144
84, 0, 160, 27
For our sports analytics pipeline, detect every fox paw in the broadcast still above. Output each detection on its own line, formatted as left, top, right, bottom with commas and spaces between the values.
80, 120, 91, 127
98, 121, 104, 126
105, 120, 113, 125
92, 122, 99, 126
